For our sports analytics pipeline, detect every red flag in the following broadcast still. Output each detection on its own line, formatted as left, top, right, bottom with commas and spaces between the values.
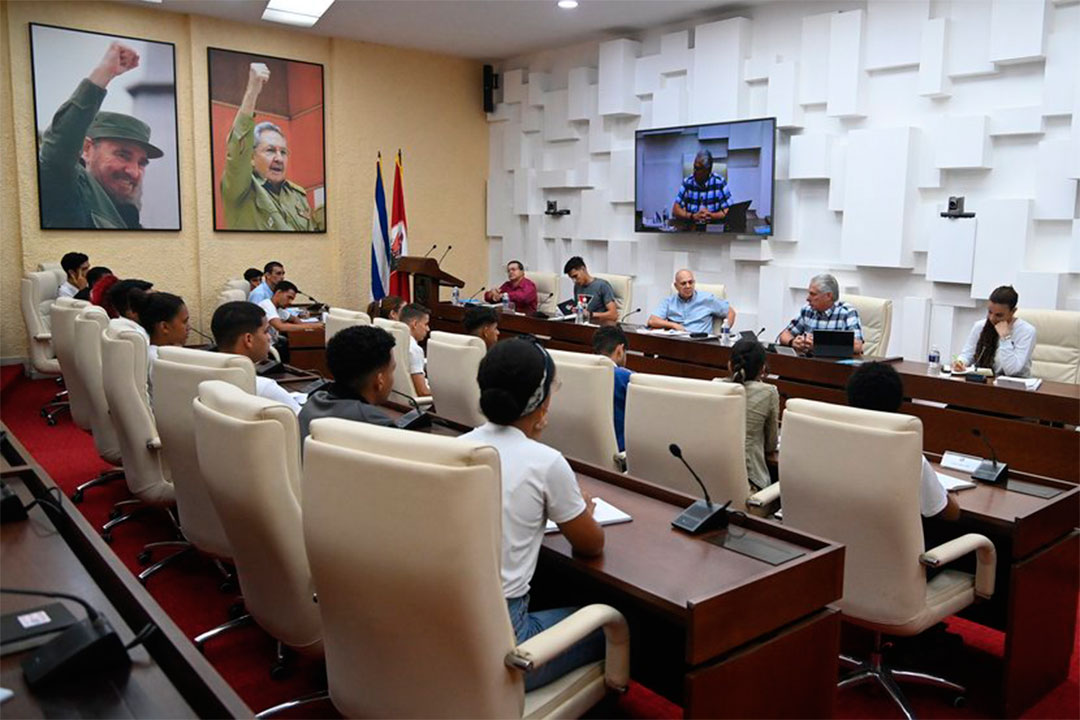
388, 150, 410, 301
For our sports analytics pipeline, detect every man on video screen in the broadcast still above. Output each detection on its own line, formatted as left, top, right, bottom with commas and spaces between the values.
671, 149, 730, 229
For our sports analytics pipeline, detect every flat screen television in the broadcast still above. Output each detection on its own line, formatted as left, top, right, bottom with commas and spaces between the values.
635, 117, 776, 236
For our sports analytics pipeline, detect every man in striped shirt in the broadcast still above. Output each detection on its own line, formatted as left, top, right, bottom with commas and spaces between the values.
672, 149, 732, 227
778, 273, 864, 355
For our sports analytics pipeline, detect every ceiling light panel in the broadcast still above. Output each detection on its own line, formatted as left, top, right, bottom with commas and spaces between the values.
262, 0, 335, 27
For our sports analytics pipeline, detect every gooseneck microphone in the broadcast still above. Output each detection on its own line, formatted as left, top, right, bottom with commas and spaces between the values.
755, 327, 766, 339
421, 244, 437, 258
620, 307, 643, 323
189, 326, 216, 347
970, 428, 1008, 484
390, 389, 433, 430
437, 245, 453, 265
466, 285, 486, 301
668, 443, 731, 534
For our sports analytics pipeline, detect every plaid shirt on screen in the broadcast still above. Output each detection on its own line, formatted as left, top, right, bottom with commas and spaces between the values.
674, 174, 732, 213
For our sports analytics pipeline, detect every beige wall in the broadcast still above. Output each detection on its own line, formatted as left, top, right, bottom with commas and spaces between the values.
0, 1, 488, 361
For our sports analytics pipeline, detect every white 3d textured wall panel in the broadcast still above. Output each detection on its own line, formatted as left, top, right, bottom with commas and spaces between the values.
927, 218, 976, 284
799, 12, 832, 106
988, 0, 1047, 65
935, 115, 991, 169
971, 199, 1031, 298
1034, 139, 1079, 219
865, 0, 928, 71
917, 17, 951, 98
690, 17, 751, 123
826, 10, 867, 118
789, 134, 832, 179
598, 39, 641, 117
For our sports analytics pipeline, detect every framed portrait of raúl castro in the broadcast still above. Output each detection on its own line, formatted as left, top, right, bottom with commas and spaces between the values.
207, 47, 326, 232
29, 23, 181, 231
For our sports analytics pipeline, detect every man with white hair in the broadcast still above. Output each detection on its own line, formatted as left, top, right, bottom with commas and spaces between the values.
778, 273, 863, 354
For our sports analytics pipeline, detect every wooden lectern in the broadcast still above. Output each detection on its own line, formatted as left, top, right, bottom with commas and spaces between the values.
395, 257, 465, 310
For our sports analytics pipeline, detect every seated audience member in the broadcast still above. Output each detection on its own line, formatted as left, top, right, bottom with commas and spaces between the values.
484, 260, 538, 313
257, 280, 310, 338
462, 337, 604, 690
74, 266, 112, 301
366, 295, 404, 321
464, 305, 500, 349
648, 269, 736, 333
953, 285, 1036, 378
58, 252, 90, 298
248, 260, 285, 304
846, 362, 959, 521
106, 278, 153, 331
211, 301, 301, 414
563, 256, 618, 324
778, 273, 863, 355
592, 326, 632, 453
138, 291, 190, 365
400, 303, 432, 396
90, 272, 119, 313
298, 325, 397, 439
724, 339, 778, 491
243, 267, 263, 292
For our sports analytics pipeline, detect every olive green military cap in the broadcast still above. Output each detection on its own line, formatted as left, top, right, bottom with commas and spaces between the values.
86, 111, 164, 159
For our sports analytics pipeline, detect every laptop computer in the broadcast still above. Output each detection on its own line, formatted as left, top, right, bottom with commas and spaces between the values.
812, 330, 856, 358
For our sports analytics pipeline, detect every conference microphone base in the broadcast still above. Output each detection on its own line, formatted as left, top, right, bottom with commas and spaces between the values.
971, 461, 1008, 485
672, 500, 729, 535
394, 409, 433, 431
22, 617, 129, 689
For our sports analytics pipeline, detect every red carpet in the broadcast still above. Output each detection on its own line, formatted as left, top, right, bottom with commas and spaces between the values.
2, 367, 1077, 719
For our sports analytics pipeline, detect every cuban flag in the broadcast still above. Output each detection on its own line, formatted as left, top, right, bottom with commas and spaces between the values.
388, 149, 411, 301
370, 153, 392, 300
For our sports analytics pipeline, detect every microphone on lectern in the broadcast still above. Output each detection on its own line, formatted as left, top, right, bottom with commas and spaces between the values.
421, 244, 437, 258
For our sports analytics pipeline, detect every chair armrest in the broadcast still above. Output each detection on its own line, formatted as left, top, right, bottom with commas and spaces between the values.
614, 451, 627, 473
506, 604, 630, 690
415, 396, 434, 409
920, 533, 997, 599
146, 437, 162, 450
746, 482, 781, 509
34, 332, 52, 341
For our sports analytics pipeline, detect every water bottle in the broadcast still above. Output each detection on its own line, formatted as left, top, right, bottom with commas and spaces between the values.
501, 292, 511, 313
574, 299, 585, 325
927, 346, 941, 375
451, 286, 460, 306
721, 321, 731, 346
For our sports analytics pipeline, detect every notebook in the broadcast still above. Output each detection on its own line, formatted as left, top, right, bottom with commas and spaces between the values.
545, 498, 631, 533
935, 471, 976, 492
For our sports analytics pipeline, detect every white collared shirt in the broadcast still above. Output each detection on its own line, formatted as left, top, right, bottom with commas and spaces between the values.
461, 422, 587, 599
57, 281, 79, 298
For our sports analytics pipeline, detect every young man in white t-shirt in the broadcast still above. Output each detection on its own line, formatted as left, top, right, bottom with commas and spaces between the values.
211, 300, 301, 413
399, 302, 432, 397
846, 363, 960, 521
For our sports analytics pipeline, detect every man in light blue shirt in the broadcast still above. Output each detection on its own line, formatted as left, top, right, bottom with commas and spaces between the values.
248, 260, 285, 304
647, 269, 736, 334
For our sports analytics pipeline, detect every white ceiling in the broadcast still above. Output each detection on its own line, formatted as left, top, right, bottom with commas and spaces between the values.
135, 0, 744, 61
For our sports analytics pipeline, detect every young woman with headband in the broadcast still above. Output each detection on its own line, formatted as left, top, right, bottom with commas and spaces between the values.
462, 336, 604, 690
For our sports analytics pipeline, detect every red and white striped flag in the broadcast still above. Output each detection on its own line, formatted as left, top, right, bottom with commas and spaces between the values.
389, 149, 410, 301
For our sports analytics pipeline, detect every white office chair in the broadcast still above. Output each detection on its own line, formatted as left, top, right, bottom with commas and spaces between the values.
302, 418, 630, 718
695, 283, 728, 334
216, 288, 247, 309
845, 295, 892, 358
1015, 309, 1080, 384
70, 306, 126, 502
768, 399, 996, 717
426, 330, 487, 427
37, 262, 66, 289
592, 273, 633, 315
325, 308, 371, 341
543, 349, 622, 472
373, 317, 433, 407
529, 271, 559, 315
193, 380, 322, 676
21, 270, 68, 422
49, 298, 93, 431
223, 278, 251, 293
625, 374, 749, 505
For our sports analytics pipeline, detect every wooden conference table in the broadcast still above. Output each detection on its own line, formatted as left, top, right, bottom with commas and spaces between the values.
431, 304, 1080, 482
0, 428, 251, 719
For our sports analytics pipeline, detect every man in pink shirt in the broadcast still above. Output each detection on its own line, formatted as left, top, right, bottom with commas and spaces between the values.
485, 260, 538, 314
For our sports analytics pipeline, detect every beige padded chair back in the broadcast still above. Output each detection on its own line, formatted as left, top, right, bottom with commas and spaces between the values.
74, 307, 122, 464
427, 330, 486, 426
21, 271, 61, 375
302, 419, 518, 718
373, 317, 425, 401
693, 283, 728, 333
529, 271, 559, 315
1016, 309, 1080, 383
592, 273, 633, 314
216, 288, 246, 309
101, 325, 174, 504
37, 264, 66, 290
224, 278, 250, 292
779, 399, 928, 624
152, 346, 256, 558
325, 307, 371, 340
625, 374, 748, 503
193, 381, 320, 653
845, 294, 892, 357
544, 349, 621, 471
50, 298, 93, 430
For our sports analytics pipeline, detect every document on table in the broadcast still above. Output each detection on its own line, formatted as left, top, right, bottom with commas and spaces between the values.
636, 328, 690, 337
545, 498, 631, 533
935, 471, 976, 491
940, 451, 982, 473
994, 376, 1043, 391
